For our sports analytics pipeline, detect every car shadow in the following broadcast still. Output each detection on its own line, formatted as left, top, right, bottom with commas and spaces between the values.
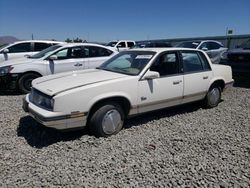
0, 90, 22, 96
17, 116, 87, 148
17, 101, 207, 148
124, 101, 203, 129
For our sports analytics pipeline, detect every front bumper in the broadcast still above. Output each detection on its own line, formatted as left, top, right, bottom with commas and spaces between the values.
224, 80, 234, 91
0, 73, 20, 90
23, 95, 88, 130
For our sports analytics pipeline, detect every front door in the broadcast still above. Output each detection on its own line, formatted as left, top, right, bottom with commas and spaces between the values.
47, 46, 86, 74
138, 52, 184, 113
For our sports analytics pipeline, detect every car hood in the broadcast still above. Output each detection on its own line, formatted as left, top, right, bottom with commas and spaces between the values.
0, 57, 38, 67
32, 69, 128, 96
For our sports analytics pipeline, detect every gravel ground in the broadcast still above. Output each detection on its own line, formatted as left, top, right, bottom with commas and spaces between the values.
0, 81, 249, 187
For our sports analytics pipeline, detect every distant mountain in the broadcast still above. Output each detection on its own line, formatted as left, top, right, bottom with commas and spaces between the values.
0, 36, 19, 45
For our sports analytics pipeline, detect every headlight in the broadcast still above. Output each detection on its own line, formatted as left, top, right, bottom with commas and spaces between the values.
30, 89, 54, 111
0, 66, 13, 76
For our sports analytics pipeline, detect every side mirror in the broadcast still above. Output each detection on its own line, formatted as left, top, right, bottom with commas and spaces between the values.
142, 70, 160, 80
201, 47, 208, 51
48, 55, 58, 61
3, 49, 9, 54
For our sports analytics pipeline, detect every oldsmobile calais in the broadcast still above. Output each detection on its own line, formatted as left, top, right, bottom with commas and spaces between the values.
23, 48, 234, 137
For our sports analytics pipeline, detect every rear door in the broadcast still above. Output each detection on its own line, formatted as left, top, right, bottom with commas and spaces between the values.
181, 51, 213, 103
47, 46, 86, 74
138, 51, 184, 113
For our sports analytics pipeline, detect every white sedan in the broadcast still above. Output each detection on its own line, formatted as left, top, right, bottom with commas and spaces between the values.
0, 40, 63, 62
23, 48, 234, 137
176, 40, 228, 64
0, 43, 117, 93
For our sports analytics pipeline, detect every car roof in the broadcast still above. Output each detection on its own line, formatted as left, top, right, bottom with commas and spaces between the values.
58, 43, 117, 51
13, 40, 64, 44
181, 40, 222, 44
128, 47, 204, 53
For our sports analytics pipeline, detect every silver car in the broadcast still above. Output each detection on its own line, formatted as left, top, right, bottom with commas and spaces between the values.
176, 40, 228, 64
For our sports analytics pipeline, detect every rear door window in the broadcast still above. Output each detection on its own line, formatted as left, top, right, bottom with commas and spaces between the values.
34, 43, 52, 51
182, 51, 204, 73
127, 42, 135, 48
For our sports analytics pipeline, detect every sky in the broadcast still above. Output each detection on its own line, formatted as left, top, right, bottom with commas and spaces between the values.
0, 0, 249, 42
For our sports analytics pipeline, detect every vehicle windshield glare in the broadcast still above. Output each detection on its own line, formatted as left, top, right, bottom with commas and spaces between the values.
98, 51, 156, 75
176, 41, 201, 48
29, 45, 62, 59
106, 42, 118, 47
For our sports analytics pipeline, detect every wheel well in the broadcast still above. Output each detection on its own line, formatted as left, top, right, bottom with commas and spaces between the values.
20, 71, 42, 78
87, 96, 131, 124
210, 80, 225, 90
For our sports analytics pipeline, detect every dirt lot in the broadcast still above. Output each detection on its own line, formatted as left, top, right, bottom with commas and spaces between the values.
0, 80, 249, 187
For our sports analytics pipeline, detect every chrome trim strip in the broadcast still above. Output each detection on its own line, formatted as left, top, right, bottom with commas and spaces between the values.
29, 108, 87, 123
130, 91, 207, 112
183, 91, 207, 99
138, 96, 183, 108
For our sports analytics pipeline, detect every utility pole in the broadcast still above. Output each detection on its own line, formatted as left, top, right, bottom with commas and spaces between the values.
31, 34, 34, 40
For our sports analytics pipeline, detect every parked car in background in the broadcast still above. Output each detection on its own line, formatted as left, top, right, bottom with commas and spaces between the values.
176, 40, 227, 64
106, 40, 135, 51
23, 48, 233, 137
220, 39, 250, 77
0, 40, 63, 62
133, 41, 172, 48
0, 43, 118, 93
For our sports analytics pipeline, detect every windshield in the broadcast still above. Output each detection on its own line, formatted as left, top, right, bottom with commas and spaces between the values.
98, 51, 156, 75
106, 42, 118, 47
240, 39, 250, 49
0, 44, 8, 51
175, 41, 201, 49
29, 45, 62, 59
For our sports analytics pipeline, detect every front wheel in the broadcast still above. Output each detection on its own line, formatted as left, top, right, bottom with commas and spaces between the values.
89, 103, 124, 137
204, 85, 221, 108
18, 73, 40, 94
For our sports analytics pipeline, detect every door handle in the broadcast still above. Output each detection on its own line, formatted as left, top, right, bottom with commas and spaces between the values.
74, 63, 83, 67
173, 80, 182, 85
203, 76, 208, 79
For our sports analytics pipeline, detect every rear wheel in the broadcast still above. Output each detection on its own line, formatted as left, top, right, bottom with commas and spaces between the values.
204, 85, 221, 108
18, 73, 40, 94
89, 102, 124, 137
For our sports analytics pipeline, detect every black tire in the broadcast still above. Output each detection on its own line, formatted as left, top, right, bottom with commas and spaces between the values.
18, 73, 40, 94
89, 102, 124, 137
204, 85, 221, 108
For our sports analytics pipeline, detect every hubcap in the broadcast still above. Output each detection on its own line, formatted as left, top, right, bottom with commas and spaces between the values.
102, 109, 122, 135
209, 88, 220, 105
24, 78, 33, 91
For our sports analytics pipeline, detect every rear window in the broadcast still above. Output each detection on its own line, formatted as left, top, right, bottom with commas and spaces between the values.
34, 42, 52, 51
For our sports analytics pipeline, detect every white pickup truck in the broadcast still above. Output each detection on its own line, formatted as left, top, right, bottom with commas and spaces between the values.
23, 48, 234, 137
0, 43, 117, 93
106, 40, 135, 51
